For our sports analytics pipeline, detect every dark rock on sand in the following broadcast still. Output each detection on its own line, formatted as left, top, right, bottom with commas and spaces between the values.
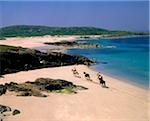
0, 104, 20, 121
5, 82, 30, 92
0, 85, 7, 96
2, 78, 88, 97
0, 105, 11, 113
12, 109, 21, 115
44, 41, 101, 48
34, 78, 74, 91
75, 85, 88, 90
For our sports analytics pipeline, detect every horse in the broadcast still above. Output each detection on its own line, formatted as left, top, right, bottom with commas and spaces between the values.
98, 76, 106, 87
83, 72, 91, 81
72, 68, 81, 78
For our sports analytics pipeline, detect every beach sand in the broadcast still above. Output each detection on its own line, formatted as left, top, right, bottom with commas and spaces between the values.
0, 65, 148, 121
0, 36, 78, 48
0, 35, 102, 52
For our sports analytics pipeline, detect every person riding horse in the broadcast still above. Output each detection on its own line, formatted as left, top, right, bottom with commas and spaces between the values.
97, 72, 106, 87
83, 72, 91, 81
72, 68, 80, 78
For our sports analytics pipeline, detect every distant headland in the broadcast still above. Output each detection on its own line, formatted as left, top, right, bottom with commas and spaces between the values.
0, 25, 149, 39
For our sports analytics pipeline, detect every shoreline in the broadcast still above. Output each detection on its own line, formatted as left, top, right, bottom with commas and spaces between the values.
0, 35, 148, 89
90, 66, 148, 90
0, 34, 148, 48
0, 65, 148, 121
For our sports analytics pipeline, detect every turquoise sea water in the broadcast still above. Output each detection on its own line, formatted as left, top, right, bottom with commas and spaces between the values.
67, 36, 149, 88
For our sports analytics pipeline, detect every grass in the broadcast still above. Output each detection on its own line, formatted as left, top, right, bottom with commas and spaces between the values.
52, 87, 77, 94
13, 83, 46, 97
0, 45, 25, 52
10, 82, 77, 96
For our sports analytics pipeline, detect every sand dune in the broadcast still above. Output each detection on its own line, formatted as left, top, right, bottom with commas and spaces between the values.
0, 65, 148, 121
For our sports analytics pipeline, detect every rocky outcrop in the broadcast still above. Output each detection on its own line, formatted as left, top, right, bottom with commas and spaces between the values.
2, 78, 88, 97
0, 85, 7, 96
0, 45, 95, 75
44, 41, 101, 48
12, 109, 21, 115
34, 78, 74, 91
72, 55, 95, 66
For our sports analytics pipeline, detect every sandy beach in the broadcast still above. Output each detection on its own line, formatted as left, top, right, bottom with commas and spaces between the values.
0, 35, 102, 49
0, 1, 149, 120
0, 36, 76, 48
0, 65, 148, 121
0, 36, 149, 121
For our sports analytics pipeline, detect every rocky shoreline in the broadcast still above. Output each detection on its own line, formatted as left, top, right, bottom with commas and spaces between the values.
0, 45, 95, 75
44, 41, 102, 49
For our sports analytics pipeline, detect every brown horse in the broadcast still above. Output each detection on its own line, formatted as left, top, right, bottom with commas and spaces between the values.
72, 68, 81, 78
83, 72, 91, 81
98, 76, 106, 87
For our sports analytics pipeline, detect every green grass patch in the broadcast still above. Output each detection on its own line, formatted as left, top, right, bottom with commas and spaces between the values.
49, 87, 77, 94
0, 45, 25, 52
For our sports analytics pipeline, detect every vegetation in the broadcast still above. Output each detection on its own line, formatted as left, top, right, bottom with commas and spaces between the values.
0, 25, 147, 37
0, 45, 25, 52
0, 78, 88, 97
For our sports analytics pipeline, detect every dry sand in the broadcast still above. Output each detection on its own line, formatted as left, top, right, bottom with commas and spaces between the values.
0, 65, 148, 121
0, 36, 149, 120
0, 36, 79, 48
0, 35, 102, 53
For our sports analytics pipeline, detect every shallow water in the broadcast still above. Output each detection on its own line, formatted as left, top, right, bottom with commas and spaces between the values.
67, 36, 149, 88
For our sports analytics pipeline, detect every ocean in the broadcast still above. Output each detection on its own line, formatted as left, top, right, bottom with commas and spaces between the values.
67, 36, 149, 88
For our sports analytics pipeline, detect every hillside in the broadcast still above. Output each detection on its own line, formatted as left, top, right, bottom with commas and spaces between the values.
0, 25, 146, 37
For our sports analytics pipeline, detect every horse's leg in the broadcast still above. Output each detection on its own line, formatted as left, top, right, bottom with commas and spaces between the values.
103, 82, 106, 87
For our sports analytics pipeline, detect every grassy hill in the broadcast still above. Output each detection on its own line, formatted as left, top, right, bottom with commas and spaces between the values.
0, 25, 146, 37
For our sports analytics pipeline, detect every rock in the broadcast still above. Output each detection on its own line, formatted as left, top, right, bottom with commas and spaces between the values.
5, 82, 30, 92
75, 85, 88, 90
0, 45, 94, 75
12, 109, 20, 115
18, 91, 32, 96
0, 105, 20, 121
0, 105, 11, 113
0, 85, 7, 96
73, 55, 95, 66
44, 41, 100, 49
45, 41, 77, 46
34, 78, 74, 91
1, 78, 88, 97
